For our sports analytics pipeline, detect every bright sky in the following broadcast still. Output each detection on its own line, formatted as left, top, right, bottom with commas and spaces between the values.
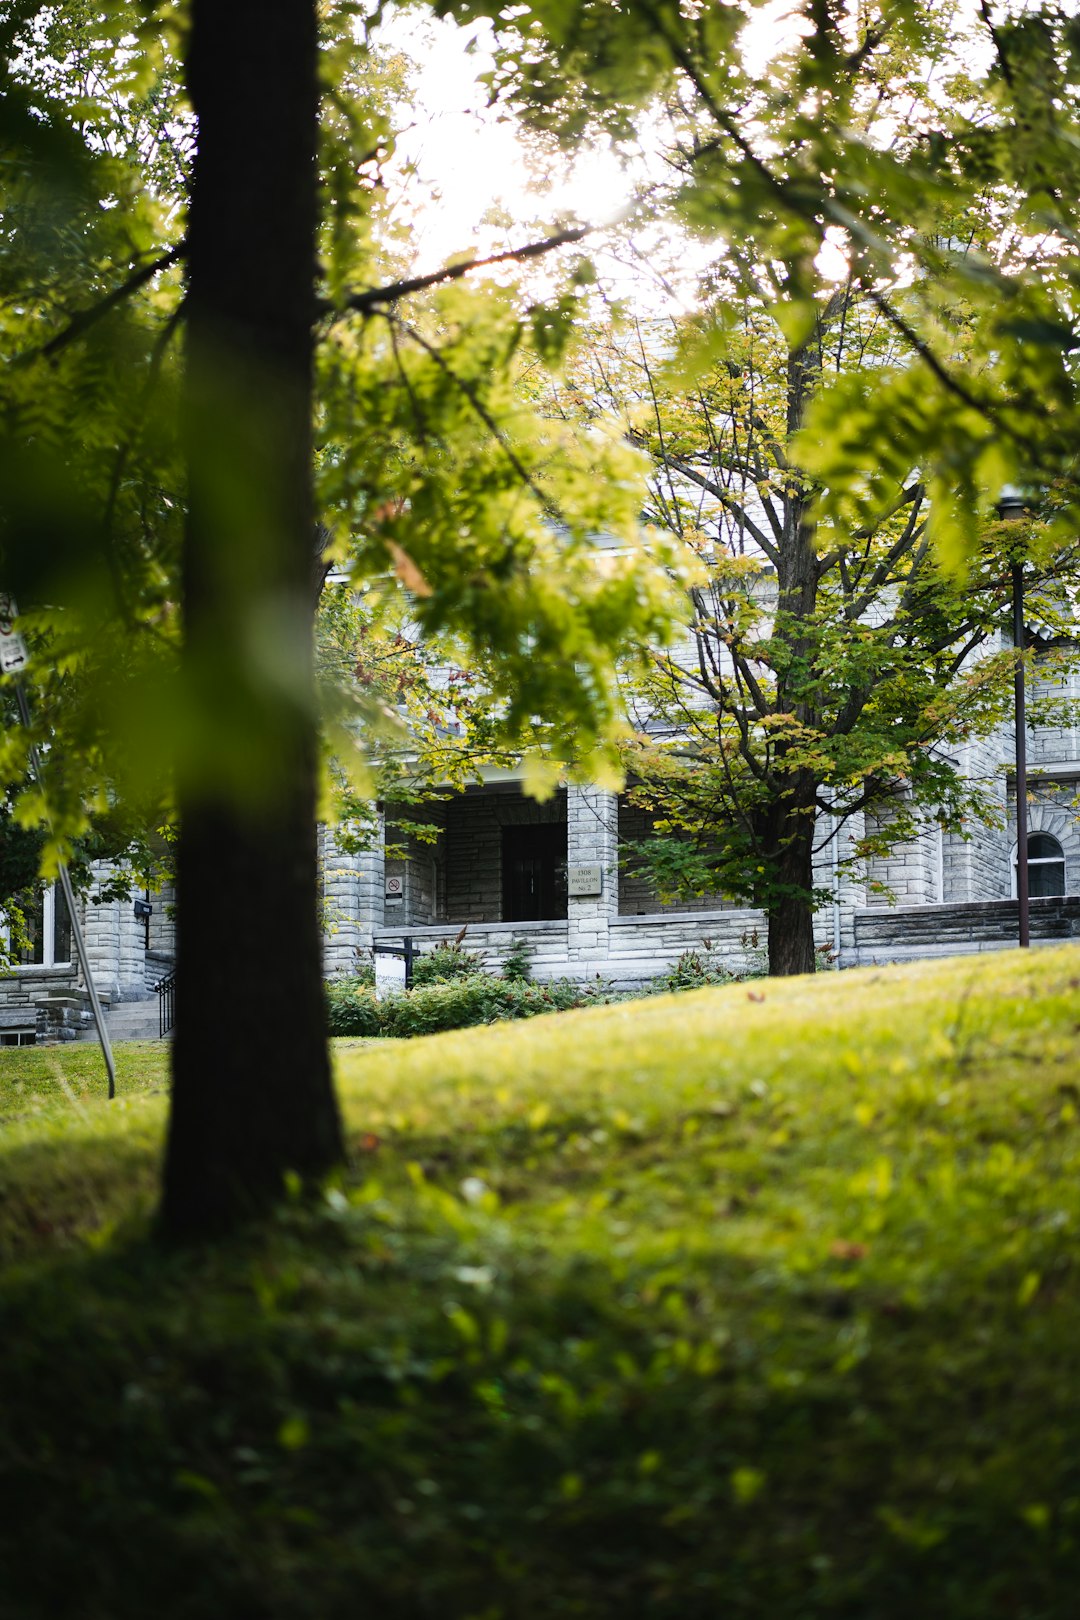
381, 1, 990, 299
386, 10, 634, 265
381, 3, 808, 308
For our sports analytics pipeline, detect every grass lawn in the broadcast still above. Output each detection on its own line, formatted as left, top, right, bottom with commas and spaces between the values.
2, 948, 1080, 1617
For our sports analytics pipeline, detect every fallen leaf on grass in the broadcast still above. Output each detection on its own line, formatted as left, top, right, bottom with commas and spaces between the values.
829, 1240, 869, 1261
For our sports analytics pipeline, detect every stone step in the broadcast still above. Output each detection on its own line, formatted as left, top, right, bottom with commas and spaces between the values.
76, 999, 167, 1043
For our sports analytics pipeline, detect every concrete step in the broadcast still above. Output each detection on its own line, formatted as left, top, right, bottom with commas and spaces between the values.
77, 999, 166, 1042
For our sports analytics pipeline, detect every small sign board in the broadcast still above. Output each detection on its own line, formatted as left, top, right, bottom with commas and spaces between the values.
567, 862, 603, 897
385, 875, 404, 898
374, 950, 407, 999
0, 596, 29, 675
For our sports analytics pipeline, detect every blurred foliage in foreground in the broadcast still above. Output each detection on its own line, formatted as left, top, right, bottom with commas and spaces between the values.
0, 0, 680, 869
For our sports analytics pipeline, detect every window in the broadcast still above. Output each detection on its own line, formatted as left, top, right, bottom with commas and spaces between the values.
2, 885, 73, 967
501, 825, 568, 922
1014, 833, 1066, 898
0, 1028, 36, 1047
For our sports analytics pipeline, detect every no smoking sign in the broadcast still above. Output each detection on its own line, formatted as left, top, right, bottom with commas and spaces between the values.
0, 596, 29, 675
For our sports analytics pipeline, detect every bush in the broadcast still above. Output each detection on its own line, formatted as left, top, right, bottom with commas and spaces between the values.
410, 941, 486, 986
325, 979, 382, 1037
651, 947, 735, 993
325, 972, 604, 1039
501, 938, 535, 982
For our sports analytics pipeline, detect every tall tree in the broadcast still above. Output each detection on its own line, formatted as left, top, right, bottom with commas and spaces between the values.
575, 294, 1031, 974
158, 0, 344, 1236
2, 0, 675, 1233
440, 0, 1080, 971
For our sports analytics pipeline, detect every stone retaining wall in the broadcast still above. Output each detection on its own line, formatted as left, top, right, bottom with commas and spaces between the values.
851, 895, 1080, 965
372, 920, 571, 980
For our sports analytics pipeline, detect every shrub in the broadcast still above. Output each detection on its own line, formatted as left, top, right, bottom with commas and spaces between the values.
325, 971, 609, 1039
651, 948, 735, 994
410, 941, 486, 986
501, 938, 535, 982
325, 979, 382, 1037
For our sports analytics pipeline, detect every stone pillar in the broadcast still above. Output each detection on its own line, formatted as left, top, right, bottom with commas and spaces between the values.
148, 882, 177, 959
80, 864, 121, 1001
944, 738, 1010, 902
321, 814, 385, 977
833, 809, 867, 967
566, 785, 619, 970
116, 894, 147, 999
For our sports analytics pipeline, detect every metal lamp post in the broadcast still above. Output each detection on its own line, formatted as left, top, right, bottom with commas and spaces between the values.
997, 487, 1030, 948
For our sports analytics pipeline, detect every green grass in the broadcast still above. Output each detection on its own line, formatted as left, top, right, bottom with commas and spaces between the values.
3, 949, 1080, 1617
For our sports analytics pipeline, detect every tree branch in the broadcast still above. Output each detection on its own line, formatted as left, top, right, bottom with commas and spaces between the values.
16, 245, 184, 367
650, 448, 783, 567
865, 287, 994, 419
387, 311, 564, 524
325, 225, 593, 319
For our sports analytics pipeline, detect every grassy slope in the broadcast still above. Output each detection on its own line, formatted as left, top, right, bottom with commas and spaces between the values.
2, 949, 1080, 1618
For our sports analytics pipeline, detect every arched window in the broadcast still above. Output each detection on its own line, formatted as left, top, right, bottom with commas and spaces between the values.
1014, 833, 1066, 898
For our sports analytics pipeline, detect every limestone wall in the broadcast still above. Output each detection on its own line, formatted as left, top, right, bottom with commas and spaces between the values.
1009, 773, 1080, 892
372, 919, 570, 980
939, 736, 1010, 903
617, 800, 732, 915
606, 907, 766, 986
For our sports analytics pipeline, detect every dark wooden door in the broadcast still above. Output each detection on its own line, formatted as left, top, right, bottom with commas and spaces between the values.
502, 824, 567, 921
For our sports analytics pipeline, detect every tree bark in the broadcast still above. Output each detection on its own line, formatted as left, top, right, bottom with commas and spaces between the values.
160, 0, 344, 1239
761, 341, 823, 977
764, 771, 819, 977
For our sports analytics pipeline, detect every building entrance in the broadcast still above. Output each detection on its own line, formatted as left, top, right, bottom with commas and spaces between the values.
501, 824, 567, 921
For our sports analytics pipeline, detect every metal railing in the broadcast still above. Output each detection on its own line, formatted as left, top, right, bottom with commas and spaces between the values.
157, 972, 176, 1039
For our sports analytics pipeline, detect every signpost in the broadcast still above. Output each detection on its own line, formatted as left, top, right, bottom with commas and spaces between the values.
0, 597, 117, 1097
996, 490, 1031, 950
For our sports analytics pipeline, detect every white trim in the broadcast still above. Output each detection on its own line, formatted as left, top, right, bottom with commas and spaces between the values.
40, 883, 72, 968
0, 884, 73, 968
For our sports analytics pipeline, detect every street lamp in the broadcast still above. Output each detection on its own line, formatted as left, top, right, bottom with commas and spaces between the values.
997, 486, 1030, 948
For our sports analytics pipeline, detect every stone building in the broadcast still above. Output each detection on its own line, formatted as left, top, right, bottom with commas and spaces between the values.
319, 655, 1080, 989
0, 871, 176, 1044
2, 647, 1078, 1043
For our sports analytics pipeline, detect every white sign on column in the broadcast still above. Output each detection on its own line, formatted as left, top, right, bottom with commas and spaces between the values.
0, 596, 29, 674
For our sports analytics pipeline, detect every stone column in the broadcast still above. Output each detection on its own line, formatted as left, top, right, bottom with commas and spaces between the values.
944, 738, 1010, 902
80, 864, 121, 1001
566, 785, 619, 971
116, 895, 147, 999
148, 882, 177, 959
321, 814, 385, 977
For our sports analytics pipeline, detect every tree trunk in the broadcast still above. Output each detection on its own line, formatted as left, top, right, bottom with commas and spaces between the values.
160, 0, 344, 1239
763, 338, 823, 978
764, 771, 819, 977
